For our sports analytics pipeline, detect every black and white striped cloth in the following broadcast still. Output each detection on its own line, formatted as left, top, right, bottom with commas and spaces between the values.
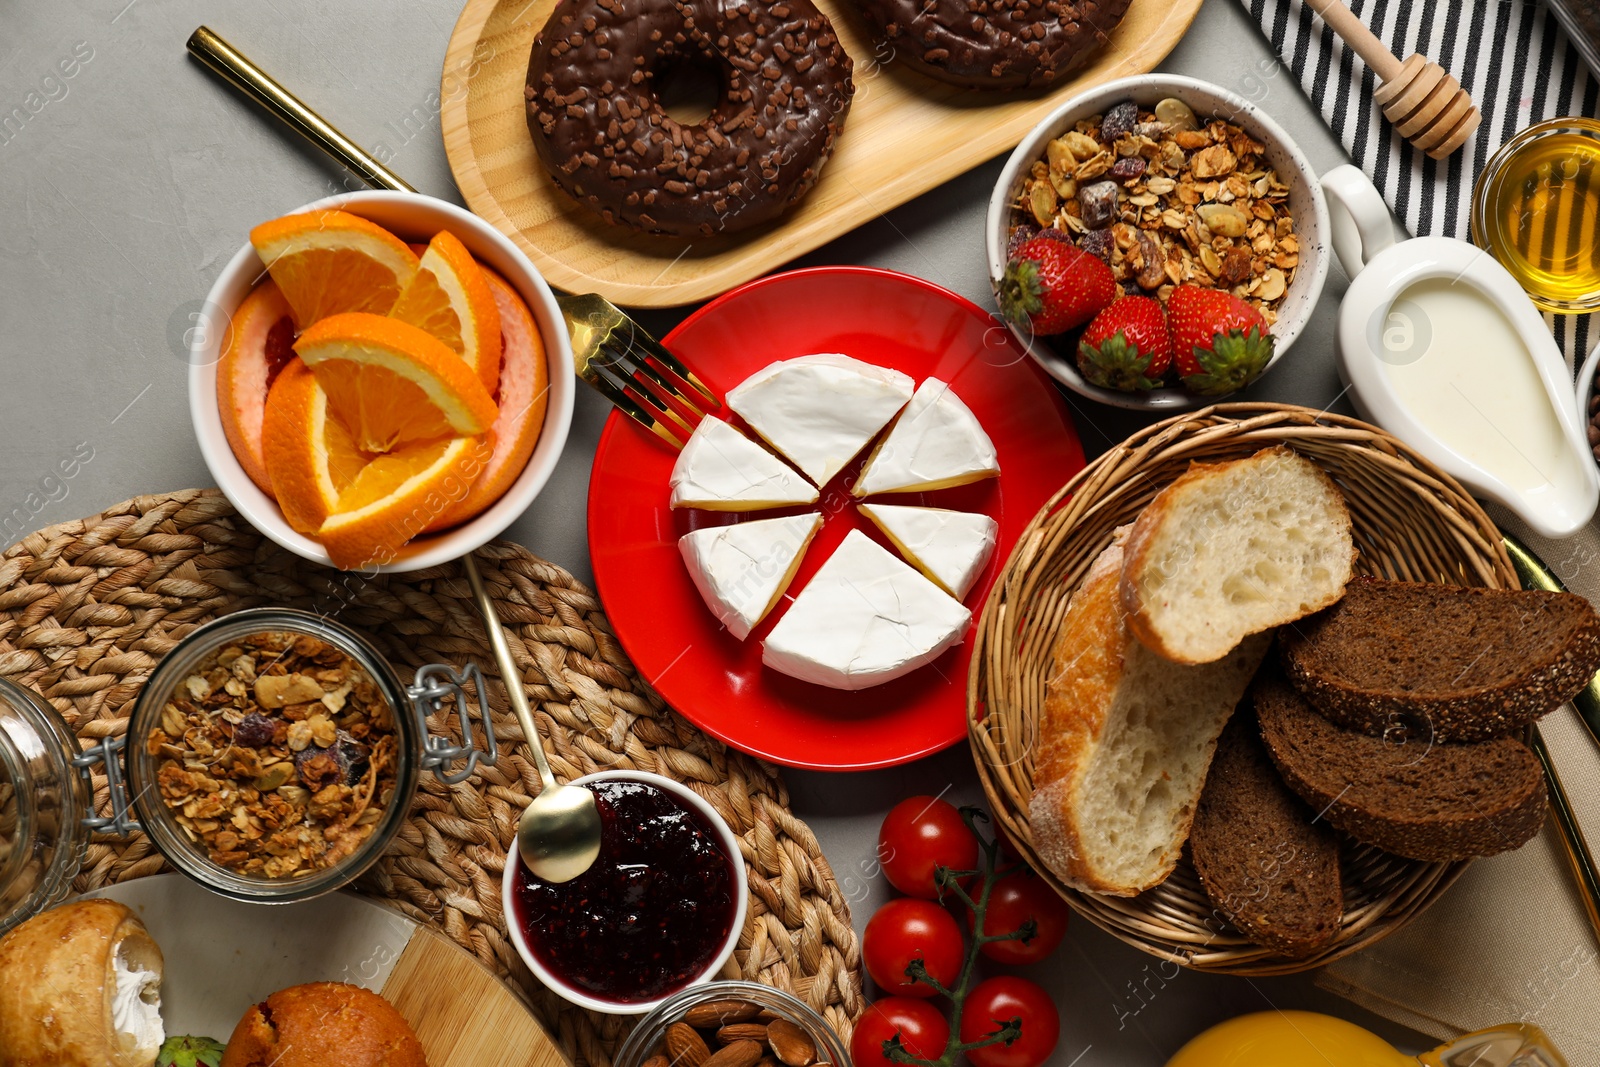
1242, 0, 1600, 361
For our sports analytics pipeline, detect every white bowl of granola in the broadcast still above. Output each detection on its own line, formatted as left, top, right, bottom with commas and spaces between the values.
986, 74, 1330, 410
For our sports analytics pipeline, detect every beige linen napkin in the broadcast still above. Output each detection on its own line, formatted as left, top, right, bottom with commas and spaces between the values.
1316, 505, 1600, 1061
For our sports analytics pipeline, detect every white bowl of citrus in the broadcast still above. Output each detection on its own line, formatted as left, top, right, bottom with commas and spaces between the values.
189, 191, 574, 572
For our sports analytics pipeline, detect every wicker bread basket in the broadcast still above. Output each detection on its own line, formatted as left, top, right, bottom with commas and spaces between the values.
967, 403, 1518, 975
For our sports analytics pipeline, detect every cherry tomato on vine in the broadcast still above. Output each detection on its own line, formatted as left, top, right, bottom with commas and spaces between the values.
878, 796, 980, 899
851, 997, 951, 1067
863, 898, 965, 997
969, 869, 1070, 964
959, 976, 1060, 1067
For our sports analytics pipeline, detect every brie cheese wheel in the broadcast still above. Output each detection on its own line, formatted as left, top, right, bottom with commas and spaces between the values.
859, 503, 998, 600
680, 513, 823, 640
670, 417, 819, 510
854, 378, 999, 496
763, 529, 971, 689
726, 354, 915, 488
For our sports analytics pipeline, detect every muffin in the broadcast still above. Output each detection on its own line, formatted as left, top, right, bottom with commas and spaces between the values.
221, 982, 426, 1067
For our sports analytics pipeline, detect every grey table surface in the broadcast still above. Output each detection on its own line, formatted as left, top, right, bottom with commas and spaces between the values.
1, 0, 1437, 1061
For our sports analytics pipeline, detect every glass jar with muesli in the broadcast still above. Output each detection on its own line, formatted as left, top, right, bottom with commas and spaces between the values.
75, 608, 496, 904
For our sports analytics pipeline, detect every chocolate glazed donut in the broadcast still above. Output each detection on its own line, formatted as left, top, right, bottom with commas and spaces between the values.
858, 0, 1134, 89
526, 0, 854, 236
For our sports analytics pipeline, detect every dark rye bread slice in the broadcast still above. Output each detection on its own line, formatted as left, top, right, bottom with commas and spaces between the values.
1190, 714, 1342, 958
1280, 576, 1600, 742
1253, 673, 1547, 863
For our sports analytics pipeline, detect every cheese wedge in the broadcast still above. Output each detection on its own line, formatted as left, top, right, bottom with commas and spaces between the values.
680, 514, 823, 640
763, 529, 972, 689
854, 378, 999, 496
859, 503, 998, 600
726, 354, 915, 488
670, 417, 819, 510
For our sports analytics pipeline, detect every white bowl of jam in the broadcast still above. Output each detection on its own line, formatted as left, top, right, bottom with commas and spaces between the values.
501, 770, 747, 1014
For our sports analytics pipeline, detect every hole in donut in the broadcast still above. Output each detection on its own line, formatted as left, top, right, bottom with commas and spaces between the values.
653, 54, 724, 127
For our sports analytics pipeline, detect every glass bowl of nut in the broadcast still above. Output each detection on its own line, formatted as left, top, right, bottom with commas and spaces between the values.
613, 981, 849, 1067
76, 607, 496, 904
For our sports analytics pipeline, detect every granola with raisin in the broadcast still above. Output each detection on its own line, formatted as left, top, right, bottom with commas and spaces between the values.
1014, 99, 1297, 326
144, 631, 398, 879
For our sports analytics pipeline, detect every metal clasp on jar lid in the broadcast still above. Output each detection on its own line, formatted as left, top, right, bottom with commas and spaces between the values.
409, 661, 498, 784
72, 734, 140, 836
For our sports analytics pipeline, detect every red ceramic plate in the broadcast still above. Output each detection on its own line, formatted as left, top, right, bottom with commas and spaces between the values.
588, 267, 1083, 771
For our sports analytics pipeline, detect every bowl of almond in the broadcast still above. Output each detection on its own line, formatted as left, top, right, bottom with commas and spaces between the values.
612, 981, 850, 1067
985, 75, 1330, 410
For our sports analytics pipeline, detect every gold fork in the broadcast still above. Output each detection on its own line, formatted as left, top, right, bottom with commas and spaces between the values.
186, 25, 717, 450
559, 293, 718, 447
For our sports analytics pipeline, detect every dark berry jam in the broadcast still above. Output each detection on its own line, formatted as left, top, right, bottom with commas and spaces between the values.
512, 777, 738, 1003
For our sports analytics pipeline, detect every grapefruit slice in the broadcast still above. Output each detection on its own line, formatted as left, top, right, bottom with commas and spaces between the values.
216, 280, 297, 495
250, 210, 419, 326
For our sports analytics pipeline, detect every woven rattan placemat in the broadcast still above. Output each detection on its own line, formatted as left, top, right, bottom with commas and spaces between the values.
0, 489, 862, 1064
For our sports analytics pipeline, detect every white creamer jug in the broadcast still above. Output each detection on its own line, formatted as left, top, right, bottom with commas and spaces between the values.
1323, 164, 1599, 538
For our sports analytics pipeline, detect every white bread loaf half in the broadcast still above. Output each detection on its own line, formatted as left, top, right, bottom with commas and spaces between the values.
1029, 531, 1270, 895
0, 899, 165, 1067
1119, 446, 1354, 665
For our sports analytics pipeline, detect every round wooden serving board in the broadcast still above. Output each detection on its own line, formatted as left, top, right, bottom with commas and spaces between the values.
439, 0, 1204, 307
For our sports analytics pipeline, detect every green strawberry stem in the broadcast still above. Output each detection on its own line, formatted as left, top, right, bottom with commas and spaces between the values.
998, 261, 1045, 328
1079, 330, 1162, 392
155, 1035, 227, 1067
1182, 326, 1274, 396
881, 808, 1032, 1067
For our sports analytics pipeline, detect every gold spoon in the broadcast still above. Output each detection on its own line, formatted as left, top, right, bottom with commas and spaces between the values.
463, 555, 601, 884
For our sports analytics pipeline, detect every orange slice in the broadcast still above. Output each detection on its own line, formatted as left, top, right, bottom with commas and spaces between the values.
261, 361, 370, 535
318, 435, 492, 569
250, 210, 419, 326
427, 269, 550, 531
217, 280, 297, 495
293, 313, 497, 453
390, 231, 502, 395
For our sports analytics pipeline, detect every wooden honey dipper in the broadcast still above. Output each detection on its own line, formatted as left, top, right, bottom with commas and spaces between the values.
1304, 0, 1481, 158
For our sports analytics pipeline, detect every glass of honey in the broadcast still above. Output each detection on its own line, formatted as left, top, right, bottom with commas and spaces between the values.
1473, 117, 1600, 313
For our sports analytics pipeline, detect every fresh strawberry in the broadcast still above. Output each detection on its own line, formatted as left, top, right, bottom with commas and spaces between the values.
1167, 284, 1276, 395
1077, 296, 1171, 392
998, 236, 1116, 336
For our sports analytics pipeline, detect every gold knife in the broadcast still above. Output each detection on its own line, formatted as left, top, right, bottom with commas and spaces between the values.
1504, 531, 1600, 947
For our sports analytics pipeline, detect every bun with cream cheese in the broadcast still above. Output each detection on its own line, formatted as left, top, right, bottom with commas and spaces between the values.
0, 898, 165, 1067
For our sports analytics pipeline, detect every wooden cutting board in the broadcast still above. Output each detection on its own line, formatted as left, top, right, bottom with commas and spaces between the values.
93, 875, 569, 1067
439, 0, 1204, 307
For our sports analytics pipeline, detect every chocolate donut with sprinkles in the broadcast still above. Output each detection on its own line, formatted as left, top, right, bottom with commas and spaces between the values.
857, 0, 1133, 89
525, 0, 854, 236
